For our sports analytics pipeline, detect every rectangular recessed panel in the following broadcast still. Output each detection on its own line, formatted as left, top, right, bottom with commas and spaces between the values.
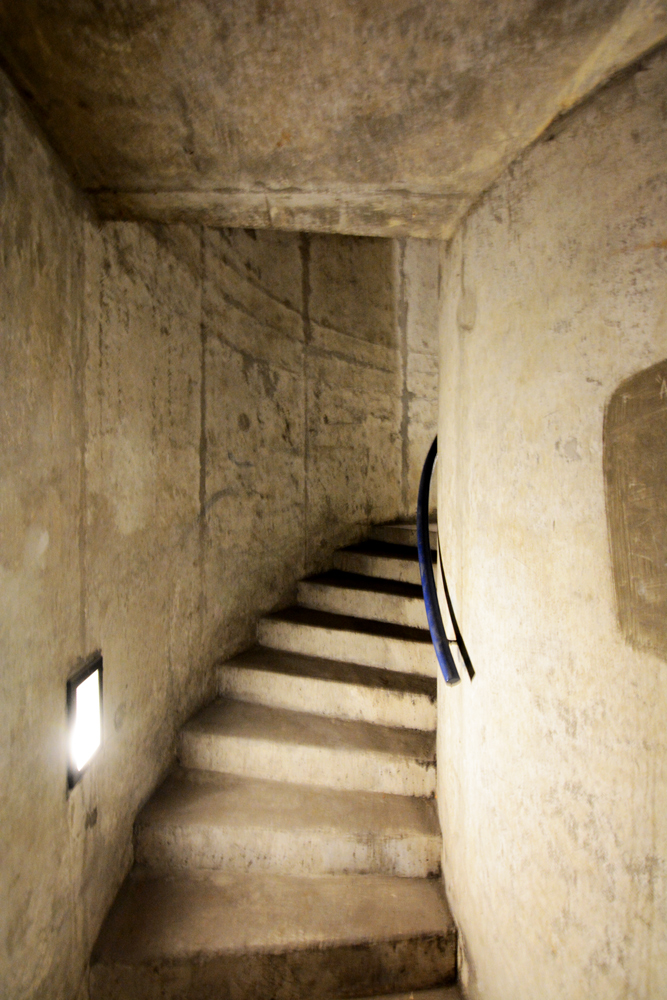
604, 359, 667, 659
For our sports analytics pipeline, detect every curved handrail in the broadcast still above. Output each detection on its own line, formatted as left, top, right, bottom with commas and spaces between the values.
417, 436, 474, 685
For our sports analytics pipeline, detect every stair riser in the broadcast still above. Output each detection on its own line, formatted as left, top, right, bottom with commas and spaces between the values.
334, 550, 423, 585
135, 824, 441, 878
370, 525, 437, 549
179, 732, 435, 797
298, 582, 429, 629
90, 932, 456, 1000
258, 619, 436, 678
217, 666, 436, 731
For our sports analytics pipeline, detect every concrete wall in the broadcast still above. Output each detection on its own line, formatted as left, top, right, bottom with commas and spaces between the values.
400, 238, 441, 514
437, 47, 667, 999
0, 69, 439, 1000
1, 59, 91, 1000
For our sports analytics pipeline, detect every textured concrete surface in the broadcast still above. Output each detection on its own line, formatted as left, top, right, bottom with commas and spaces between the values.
134, 767, 441, 876
217, 647, 437, 730
400, 242, 443, 507
0, 66, 439, 1000
259, 607, 437, 676
1, 1, 666, 237
0, 50, 93, 1000
203, 229, 439, 576
437, 44, 667, 1000
179, 699, 436, 797
90, 872, 456, 1000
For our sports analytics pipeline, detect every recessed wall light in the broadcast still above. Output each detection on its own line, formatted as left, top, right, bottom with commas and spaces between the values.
67, 653, 103, 789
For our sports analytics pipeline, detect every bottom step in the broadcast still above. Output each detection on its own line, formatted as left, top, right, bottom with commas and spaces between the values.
90, 872, 456, 1000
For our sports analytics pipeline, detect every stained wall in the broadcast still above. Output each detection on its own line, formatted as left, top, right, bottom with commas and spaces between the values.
437, 46, 667, 999
0, 67, 438, 1000
2, 0, 666, 238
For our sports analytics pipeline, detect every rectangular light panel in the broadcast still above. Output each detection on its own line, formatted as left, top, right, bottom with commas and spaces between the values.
67, 654, 103, 788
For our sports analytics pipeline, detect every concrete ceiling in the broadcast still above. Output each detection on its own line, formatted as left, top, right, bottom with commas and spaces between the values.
1, 0, 666, 239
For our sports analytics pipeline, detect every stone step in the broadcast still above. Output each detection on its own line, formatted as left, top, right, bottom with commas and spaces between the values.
217, 647, 436, 731
298, 570, 428, 630
370, 521, 437, 549
179, 700, 436, 798
90, 871, 456, 1000
334, 539, 434, 586
135, 768, 441, 877
258, 606, 436, 678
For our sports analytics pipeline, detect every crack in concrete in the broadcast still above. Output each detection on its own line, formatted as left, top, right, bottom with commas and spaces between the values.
300, 233, 312, 572
397, 239, 410, 517
198, 226, 208, 639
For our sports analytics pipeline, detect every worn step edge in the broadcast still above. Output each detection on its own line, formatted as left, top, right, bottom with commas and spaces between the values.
179, 700, 435, 798
339, 539, 429, 562
259, 609, 436, 678
135, 768, 441, 877
334, 548, 425, 586
217, 649, 436, 731
298, 578, 428, 630
302, 570, 425, 600
90, 872, 456, 1000
179, 724, 436, 798
369, 523, 437, 549
219, 647, 436, 696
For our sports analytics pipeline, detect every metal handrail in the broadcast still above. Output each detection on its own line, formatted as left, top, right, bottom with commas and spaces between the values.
417, 436, 474, 685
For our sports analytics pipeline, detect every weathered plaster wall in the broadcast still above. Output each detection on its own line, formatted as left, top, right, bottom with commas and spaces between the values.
0, 59, 89, 1000
0, 67, 438, 1000
400, 238, 442, 514
437, 47, 667, 999
201, 227, 438, 609
0, 77, 217, 1000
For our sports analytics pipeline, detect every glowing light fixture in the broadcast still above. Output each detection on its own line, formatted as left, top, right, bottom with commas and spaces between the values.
67, 654, 103, 788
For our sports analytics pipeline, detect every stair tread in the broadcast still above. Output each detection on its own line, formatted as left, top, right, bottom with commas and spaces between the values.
221, 646, 436, 698
92, 871, 453, 963
137, 767, 440, 839
302, 569, 424, 600
341, 539, 433, 563
264, 606, 432, 644
183, 699, 435, 761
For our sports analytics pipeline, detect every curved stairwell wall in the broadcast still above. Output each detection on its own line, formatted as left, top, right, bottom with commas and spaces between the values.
436, 45, 667, 1000
0, 65, 440, 1000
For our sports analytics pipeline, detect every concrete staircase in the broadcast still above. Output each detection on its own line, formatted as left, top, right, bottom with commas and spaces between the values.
89, 523, 458, 1000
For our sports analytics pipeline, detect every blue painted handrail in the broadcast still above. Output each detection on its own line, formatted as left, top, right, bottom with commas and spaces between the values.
417, 436, 474, 685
